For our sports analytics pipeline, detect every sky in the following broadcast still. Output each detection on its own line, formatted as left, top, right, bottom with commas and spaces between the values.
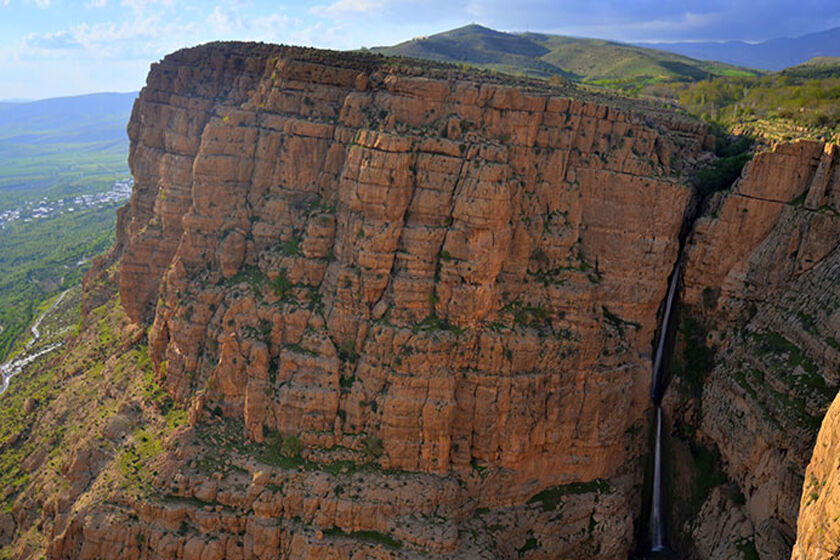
1, 0, 839, 100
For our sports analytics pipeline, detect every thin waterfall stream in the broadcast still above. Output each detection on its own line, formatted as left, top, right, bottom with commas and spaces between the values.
648, 256, 681, 554
651, 407, 665, 551
651, 257, 680, 404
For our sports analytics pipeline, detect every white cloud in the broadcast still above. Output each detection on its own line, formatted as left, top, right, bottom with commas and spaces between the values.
253, 13, 292, 30
120, 0, 173, 15
206, 5, 245, 34
24, 30, 83, 50
310, 0, 389, 17
623, 11, 721, 34
17, 3, 312, 65
20, 12, 202, 62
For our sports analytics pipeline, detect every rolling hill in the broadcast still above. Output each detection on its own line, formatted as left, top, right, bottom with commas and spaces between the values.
778, 56, 840, 80
371, 24, 760, 88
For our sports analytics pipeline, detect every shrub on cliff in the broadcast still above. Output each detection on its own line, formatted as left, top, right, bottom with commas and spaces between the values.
271, 270, 293, 300
281, 435, 303, 458
695, 129, 754, 196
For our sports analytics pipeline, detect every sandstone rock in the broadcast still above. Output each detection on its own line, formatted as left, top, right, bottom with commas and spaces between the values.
791, 390, 840, 560
87, 42, 710, 560
23, 42, 813, 560
676, 138, 840, 559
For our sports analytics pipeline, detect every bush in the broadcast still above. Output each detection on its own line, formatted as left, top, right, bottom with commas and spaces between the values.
362, 435, 384, 459
694, 129, 753, 197
695, 151, 752, 196
338, 340, 359, 363
281, 435, 303, 458
271, 270, 293, 300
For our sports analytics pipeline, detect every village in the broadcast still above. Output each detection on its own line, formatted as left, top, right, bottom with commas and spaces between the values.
0, 177, 132, 229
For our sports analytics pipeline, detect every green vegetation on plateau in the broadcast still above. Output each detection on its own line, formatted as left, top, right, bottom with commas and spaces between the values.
650, 58, 840, 141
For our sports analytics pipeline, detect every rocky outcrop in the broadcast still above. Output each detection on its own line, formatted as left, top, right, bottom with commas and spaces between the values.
792, 390, 840, 560
666, 140, 840, 559
63, 42, 712, 559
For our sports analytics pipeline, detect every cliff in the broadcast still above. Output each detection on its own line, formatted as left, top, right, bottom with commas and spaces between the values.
1, 41, 838, 560
667, 141, 840, 559
792, 386, 840, 559
118, 42, 705, 559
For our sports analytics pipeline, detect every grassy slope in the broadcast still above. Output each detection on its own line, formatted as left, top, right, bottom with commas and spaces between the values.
371, 24, 760, 88
0, 206, 118, 361
0, 292, 187, 560
526, 33, 756, 86
371, 24, 569, 78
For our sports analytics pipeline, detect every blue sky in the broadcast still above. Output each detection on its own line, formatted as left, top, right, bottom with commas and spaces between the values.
2, 0, 839, 100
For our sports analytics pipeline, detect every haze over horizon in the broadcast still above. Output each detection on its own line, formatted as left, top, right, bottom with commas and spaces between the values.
2, 0, 839, 100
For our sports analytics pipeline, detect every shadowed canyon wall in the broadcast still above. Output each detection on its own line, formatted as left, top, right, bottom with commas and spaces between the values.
666, 141, 840, 560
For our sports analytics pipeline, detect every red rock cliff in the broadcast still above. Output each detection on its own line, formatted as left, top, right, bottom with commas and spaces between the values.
103, 42, 709, 558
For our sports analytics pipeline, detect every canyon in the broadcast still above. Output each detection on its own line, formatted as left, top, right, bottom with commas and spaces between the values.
0, 42, 838, 560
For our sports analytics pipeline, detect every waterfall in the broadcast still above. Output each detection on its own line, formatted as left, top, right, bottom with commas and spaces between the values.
650, 258, 680, 404
648, 257, 681, 554
650, 406, 665, 552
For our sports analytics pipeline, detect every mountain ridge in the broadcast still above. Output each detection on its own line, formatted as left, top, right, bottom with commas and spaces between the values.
636, 26, 840, 71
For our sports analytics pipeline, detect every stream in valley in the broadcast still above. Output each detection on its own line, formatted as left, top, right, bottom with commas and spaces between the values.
0, 289, 68, 396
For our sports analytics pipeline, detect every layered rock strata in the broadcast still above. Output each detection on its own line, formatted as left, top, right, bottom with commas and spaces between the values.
667, 141, 840, 559
84, 42, 707, 558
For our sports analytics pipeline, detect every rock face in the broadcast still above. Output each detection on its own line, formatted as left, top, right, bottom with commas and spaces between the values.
75, 42, 710, 558
666, 141, 840, 559
792, 392, 840, 560
6, 41, 839, 560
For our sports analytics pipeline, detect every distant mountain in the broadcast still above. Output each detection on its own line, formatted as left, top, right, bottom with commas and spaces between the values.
0, 92, 136, 198
371, 24, 572, 79
371, 24, 760, 88
0, 92, 136, 146
636, 27, 840, 71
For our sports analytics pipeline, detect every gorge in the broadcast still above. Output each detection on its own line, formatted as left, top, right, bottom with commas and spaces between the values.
649, 256, 681, 554
0, 42, 838, 560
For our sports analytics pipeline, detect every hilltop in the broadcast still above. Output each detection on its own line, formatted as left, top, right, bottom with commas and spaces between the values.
370, 24, 760, 89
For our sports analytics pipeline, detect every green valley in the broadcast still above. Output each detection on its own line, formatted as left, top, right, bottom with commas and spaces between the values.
0, 92, 134, 361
